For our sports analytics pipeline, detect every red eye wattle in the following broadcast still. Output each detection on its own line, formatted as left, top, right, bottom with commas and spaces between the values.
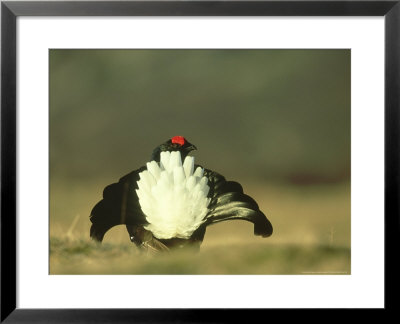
171, 136, 186, 146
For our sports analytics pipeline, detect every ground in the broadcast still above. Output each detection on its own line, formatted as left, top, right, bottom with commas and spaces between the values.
50, 181, 350, 275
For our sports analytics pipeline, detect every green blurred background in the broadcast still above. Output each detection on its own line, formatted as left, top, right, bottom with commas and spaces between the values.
49, 49, 350, 274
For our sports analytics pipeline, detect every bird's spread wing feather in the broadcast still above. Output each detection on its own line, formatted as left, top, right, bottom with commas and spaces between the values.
89, 166, 147, 242
90, 162, 272, 245
202, 167, 273, 237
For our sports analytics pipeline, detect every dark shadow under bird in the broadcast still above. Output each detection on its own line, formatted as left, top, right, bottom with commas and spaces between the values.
90, 136, 273, 252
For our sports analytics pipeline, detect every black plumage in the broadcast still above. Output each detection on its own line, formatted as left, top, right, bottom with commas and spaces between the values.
90, 136, 273, 252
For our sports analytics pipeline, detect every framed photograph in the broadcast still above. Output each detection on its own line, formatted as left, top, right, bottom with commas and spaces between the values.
1, 0, 398, 321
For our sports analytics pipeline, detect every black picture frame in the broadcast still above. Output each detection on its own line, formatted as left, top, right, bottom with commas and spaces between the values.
1, 0, 398, 321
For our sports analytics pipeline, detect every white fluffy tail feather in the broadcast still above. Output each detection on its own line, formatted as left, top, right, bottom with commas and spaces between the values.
136, 151, 210, 239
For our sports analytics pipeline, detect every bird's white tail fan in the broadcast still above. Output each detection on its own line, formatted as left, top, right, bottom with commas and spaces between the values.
136, 151, 210, 239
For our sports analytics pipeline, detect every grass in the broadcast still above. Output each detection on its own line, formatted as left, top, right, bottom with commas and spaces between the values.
50, 180, 350, 275
50, 235, 350, 275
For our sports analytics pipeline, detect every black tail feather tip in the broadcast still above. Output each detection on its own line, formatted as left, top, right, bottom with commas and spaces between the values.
254, 221, 273, 237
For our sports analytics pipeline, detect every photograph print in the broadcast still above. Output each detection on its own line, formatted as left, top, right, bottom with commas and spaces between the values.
49, 49, 350, 275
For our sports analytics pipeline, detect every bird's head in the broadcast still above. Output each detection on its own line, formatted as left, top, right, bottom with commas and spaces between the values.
151, 136, 197, 162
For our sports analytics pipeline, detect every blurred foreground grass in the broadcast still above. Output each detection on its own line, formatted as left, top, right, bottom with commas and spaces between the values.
50, 181, 350, 275
50, 238, 350, 275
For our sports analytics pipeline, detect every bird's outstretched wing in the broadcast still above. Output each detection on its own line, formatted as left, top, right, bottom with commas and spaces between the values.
90, 163, 272, 246
89, 166, 147, 242
202, 167, 273, 237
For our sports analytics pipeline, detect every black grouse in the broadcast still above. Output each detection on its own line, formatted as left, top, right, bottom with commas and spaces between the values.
90, 136, 273, 252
